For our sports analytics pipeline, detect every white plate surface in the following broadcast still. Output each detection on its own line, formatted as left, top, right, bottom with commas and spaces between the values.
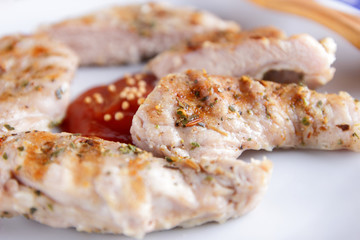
0, 1, 360, 240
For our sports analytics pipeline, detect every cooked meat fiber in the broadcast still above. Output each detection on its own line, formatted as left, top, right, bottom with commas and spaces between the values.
0, 131, 272, 238
0, 34, 78, 135
40, 2, 240, 66
131, 70, 360, 160
147, 27, 336, 88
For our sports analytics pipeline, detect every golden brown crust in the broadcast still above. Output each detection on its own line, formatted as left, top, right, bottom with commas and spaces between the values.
179, 26, 285, 51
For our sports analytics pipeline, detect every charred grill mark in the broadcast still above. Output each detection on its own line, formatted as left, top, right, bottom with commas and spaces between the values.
24, 144, 52, 181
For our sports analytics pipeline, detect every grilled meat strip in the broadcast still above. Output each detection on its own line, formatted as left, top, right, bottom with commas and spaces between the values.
40, 2, 240, 66
0, 34, 78, 135
131, 70, 360, 159
147, 27, 336, 88
0, 131, 272, 238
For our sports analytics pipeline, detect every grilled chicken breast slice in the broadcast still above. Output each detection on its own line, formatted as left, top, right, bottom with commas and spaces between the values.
39, 2, 240, 66
0, 34, 78, 135
131, 70, 360, 159
0, 131, 271, 238
147, 27, 336, 88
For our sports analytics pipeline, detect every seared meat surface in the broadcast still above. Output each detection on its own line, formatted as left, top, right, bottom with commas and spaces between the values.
0, 34, 78, 135
131, 70, 360, 159
40, 2, 239, 66
0, 131, 271, 238
147, 27, 336, 88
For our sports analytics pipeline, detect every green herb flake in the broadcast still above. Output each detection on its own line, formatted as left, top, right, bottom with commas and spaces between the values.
233, 93, 240, 100
118, 146, 130, 154
118, 144, 142, 155
101, 149, 111, 156
155, 124, 159, 129
177, 100, 189, 109
16, 165, 22, 171
2, 152, 8, 160
165, 157, 173, 163
265, 107, 271, 119
209, 98, 218, 108
47, 203, 54, 211
50, 148, 65, 158
205, 175, 213, 181
228, 105, 236, 112
29, 207, 37, 215
302, 97, 309, 106
247, 138, 252, 141
352, 132, 359, 139
48, 120, 61, 128
17, 146, 24, 151
127, 144, 137, 152
301, 116, 310, 126
316, 100, 323, 108
176, 108, 186, 117
194, 90, 200, 97
176, 107, 189, 127
4, 124, 15, 131
190, 142, 200, 150
21, 80, 29, 88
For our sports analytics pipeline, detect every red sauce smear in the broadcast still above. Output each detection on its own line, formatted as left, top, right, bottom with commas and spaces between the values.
61, 72, 156, 144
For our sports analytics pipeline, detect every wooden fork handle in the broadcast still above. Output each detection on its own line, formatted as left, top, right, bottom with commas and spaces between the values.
250, 0, 360, 49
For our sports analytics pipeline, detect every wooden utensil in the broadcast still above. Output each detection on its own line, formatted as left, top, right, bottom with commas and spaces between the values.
249, 0, 360, 49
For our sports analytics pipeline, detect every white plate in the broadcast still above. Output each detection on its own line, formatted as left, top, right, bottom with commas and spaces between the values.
1, 0, 360, 239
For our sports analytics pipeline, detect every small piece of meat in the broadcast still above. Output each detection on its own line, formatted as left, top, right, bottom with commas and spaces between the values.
147, 27, 336, 88
131, 70, 360, 160
0, 34, 78, 135
0, 131, 272, 238
39, 2, 240, 66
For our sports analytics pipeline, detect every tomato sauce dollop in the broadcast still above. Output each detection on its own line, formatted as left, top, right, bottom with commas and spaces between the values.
61, 73, 157, 144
